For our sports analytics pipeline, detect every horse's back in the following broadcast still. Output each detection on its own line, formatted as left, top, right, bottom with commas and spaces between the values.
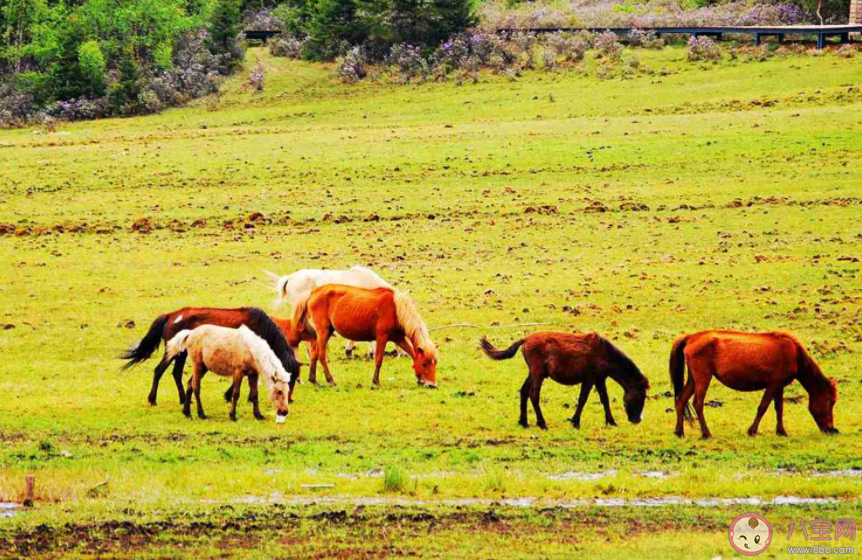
685, 330, 799, 389
309, 285, 397, 341
522, 331, 604, 383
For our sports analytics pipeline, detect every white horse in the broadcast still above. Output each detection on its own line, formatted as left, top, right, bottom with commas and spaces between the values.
166, 325, 291, 423
264, 266, 402, 357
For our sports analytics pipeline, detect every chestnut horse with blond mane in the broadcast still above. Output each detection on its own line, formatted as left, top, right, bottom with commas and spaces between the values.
290, 285, 438, 388
670, 330, 838, 439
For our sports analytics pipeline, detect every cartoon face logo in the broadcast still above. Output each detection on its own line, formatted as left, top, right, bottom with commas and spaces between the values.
729, 513, 772, 555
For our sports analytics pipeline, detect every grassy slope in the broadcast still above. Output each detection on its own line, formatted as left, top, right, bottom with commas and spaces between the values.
1, 47, 861, 558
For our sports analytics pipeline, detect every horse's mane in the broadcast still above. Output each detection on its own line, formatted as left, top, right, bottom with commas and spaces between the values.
243, 307, 300, 377
600, 336, 649, 390
392, 290, 437, 359
238, 325, 291, 385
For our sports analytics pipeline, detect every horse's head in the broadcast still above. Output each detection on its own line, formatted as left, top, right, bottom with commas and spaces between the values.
412, 347, 437, 389
809, 379, 838, 434
267, 375, 290, 423
623, 381, 649, 424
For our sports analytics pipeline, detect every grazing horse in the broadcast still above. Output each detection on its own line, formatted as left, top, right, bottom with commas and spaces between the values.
265, 266, 402, 358
670, 330, 838, 439
480, 332, 649, 430
120, 307, 301, 406
291, 285, 438, 387
165, 325, 291, 422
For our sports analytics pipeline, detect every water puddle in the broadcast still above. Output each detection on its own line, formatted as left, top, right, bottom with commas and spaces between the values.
0, 503, 20, 518
547, 470, 618, 481
332, 470, 676, 482
212, 494, 839, 509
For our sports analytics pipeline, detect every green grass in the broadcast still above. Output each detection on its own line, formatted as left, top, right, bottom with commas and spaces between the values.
1, 46, 861, 558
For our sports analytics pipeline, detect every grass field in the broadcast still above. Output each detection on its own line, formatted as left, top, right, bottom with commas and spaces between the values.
1, 45, 861, 558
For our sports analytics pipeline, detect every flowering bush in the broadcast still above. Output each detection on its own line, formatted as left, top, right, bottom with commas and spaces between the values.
387, 43, 429, 82
45, 97, 111, 121
478, 0, 805, 30
594, 30, 622, 61
336, 47, 369, 82
249, 62, 265, 92
687, 36, 723, 62
269, 35, 306, 58
628, 29, 664, 49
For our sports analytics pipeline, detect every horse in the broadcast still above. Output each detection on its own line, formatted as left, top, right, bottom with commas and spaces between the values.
670, 330, 838, 439
165, 325, 291, 422
480, 332, 649, 430
291, 285, 438, 388
265, 266, 403, 358
120, 307, 301, 406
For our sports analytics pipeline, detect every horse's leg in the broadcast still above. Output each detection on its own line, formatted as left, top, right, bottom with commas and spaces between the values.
248, 374, 264, 420
748, 386, 779, 437
315, 329, 336, 387
692, 371, 713, 439
229, 375, 242, 422
194, 368, 207, 420
530, 375, 547, 430
519, 375, 532, 428
171, 352, 187, 406
571, 381, 594, 429
307, 341, 319, 386
344, 339, 356, 358
371, 337, 388, 387
674, 375, 696, 437
595, 377, 617, 427
774, 387, 787, 436
148, 352, 173, 406
183, 362, 198, 419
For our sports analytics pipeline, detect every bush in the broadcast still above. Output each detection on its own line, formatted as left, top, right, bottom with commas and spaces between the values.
387, 43, 429, 82
687, 36, 722, 62
248, 62, 265, 91
77, 41, 107, 97
335, 46, 368, 82
269, 35, 305, 58
594, 30, 622, 61
628, 29, 664, 49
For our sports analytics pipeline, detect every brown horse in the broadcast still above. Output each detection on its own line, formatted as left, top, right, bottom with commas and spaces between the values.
480, 332, 649, 430
291, 285, 438, 387
120, 307, 301, 405
670, 330, 838, 439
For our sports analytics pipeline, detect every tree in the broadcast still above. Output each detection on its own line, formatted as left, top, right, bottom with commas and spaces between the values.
207, 0, 243, 74
108, 45, 143, 114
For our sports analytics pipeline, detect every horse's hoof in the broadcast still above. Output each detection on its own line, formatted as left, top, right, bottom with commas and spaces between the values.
229, 414, 237, 422
519, 421, 529, 428
701, 434, 712, 440
254, 415, 265, 421
184, 412, 192, 419
777, 430, 788, 437
571, 421, 580, 430
607, 421, 618, 428
747, 429, 758, 437
198, 414, 208, 420
537, 423, 548, 431
674, 431, 684, 438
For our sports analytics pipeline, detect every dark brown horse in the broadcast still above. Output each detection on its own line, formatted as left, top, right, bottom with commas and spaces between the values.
481, 332, 649, 430
670, 330, 838, 439
120, 307, 301, 405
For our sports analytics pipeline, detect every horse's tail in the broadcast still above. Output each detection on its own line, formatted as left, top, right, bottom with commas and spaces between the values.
479, 336, 526, 360
264, 269, 289, 308
669, 335, 694, 423
291, 291, 315, 337
165, 330, 193, 362
120, 314, 168, 370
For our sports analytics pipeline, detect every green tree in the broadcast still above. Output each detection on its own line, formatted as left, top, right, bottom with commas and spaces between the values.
77, 39, 105, 96
108, 46, 143, 114
207, 0, 243, 74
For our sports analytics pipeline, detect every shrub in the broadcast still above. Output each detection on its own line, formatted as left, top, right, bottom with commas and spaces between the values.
544, 31, 588, 62
387, 43, 429, 82
687, 36, 722, 62
335, 46, 368, 82
269, 35, 305, 58
0, 81, 35, 126
77, 41, 106, 97
248, 62, 265, 91
594, 30, 622, 61
628, 29, 664, 49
